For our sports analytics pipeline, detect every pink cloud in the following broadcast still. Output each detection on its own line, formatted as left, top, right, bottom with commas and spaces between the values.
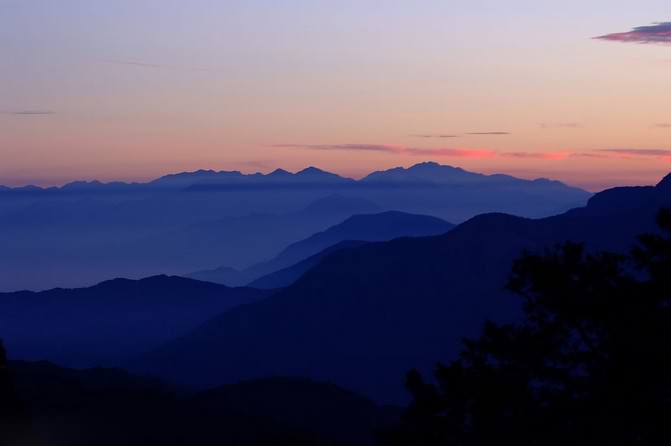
595, 22, 671, 45
277, 143, 581, 162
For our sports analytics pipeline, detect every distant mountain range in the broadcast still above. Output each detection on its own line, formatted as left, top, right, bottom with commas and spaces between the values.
0, 162, 590, 292
156, 166, 355, 190
0, 162, 585, 192
188, 211, 455, 287
0, 276, 270, 367
129, 173, 671, 404
362, 162, 565, 187
0, 166, 354, 193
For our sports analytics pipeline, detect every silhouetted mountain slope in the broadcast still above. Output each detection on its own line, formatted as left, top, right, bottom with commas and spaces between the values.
249, 240, 369, 289
9, 360, 395, 446
131, 175, 671, 404
264, 211, 454, 272
0, 276, 270, 367
189, 211, 454, 287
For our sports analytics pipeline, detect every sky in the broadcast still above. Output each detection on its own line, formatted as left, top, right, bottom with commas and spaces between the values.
1, 0, 670, 191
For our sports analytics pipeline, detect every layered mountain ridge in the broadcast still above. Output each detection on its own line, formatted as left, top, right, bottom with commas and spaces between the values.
188, 211, 454, 287
130, 174, 671, 403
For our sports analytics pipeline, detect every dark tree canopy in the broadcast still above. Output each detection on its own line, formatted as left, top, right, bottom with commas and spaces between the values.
384, 209, 671, 446
0, 341, 34, 446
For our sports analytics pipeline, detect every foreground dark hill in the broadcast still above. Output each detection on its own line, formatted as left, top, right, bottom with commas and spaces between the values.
9, 359, 396, 446
0, 276, 270, 367
191, 377, 399, 446
189, 211, 454, 287
132, 175, 671, 403
0, 162, 589, 292
1, 343, 34, 445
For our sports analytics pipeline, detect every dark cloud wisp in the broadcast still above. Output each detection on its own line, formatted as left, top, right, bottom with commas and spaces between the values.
595, 22, 671, 45
539, 122, 582, 129
409, 134, 461, 139
2, 110, 55, 116
502, 151, 572, 160
105, 59, 163, 68
103, 59, 216, 72
598, 149, 671, 157
273, 144, 402, 153
405, 148, 496, 158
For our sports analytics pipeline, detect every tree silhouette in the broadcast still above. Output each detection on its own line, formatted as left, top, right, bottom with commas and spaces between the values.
383, 209, 671, 446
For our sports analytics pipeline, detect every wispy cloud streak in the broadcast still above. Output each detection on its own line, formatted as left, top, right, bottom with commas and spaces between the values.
273, 144, 403, 153
105, 59, 163, 68
276, 143, 495, 158
408, 131, 511, 138
502, 151, 573, 160
103, 59, 215, 72
539, 122, 582, 129
410, 134, 461, 139
598, 149, 671, 157
1, 110, 54, 115
405, 148, 497, 159
278, 143, 528, 160
595, 22, 671, 45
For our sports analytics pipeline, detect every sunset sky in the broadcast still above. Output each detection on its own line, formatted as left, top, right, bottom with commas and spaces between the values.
1, 0, 670, 191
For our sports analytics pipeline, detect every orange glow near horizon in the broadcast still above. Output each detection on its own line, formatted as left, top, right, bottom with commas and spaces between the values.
2, 2, 671, 192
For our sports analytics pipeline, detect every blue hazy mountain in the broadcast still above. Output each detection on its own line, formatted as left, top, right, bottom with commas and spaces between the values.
152, 166, 354, 189
130, 174, 669, 404
363, 162, 501, 184
188, 211, 454, 287
110, 194, 382, 274
0, 194, 381, 292
0, 275, 270, 367
0, 163, 589, 291
362, 162, 565, 186
0, 166, 354, 193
